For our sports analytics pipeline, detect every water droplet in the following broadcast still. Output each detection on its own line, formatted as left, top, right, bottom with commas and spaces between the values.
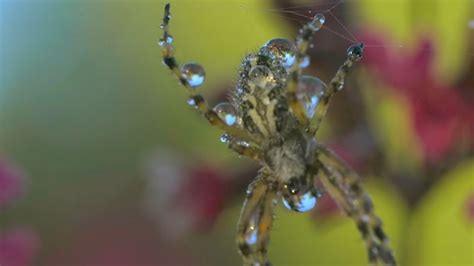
347, 43, 364, 61
187, 97, 197, 107
263, 38, 297, 68
220, 134, 231, 144
243, 214, 260, 246
246, 228, 258, 245
213, 103, 238, 126
248, 65, 276, 89
181, 63, 205, 88
282, 191, 317, 212
297, 75, 327, 118
158, 35, 173, 46
300, 56, 310, 68
310, 14, 325, 30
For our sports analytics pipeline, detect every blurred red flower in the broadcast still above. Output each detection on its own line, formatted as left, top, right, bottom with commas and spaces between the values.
0, 230, 38, 266
359, 32, 473, 162
144, 150, 227, 238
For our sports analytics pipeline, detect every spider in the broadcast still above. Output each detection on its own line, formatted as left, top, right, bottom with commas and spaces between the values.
159, 3, 396, 265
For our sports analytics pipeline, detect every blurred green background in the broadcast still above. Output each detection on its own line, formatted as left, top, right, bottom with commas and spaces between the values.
1, 0, 473, 265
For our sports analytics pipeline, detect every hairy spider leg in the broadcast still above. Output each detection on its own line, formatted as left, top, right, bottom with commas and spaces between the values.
309, 43, 364, 134
226, 136, 263, 161
313, 145, 396, 265
236, 174, 277, 266
286, 14, 326, 126
160, 4, 259, 144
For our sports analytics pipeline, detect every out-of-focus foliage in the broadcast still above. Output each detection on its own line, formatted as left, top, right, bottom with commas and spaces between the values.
405, 160, 474, 265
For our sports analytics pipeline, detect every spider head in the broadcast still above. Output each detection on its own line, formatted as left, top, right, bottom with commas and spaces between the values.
281, 176, 320, 213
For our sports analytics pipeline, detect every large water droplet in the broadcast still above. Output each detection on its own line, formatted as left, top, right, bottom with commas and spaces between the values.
297, 75, 327, 118
181, 63, 205, 88
213, 103, 238, 126
263, 38, 297, 68
248, 65, 276, 89
282, 191, 317, 212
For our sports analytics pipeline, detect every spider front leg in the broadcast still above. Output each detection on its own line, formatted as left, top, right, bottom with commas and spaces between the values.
286, 14, 326, 125
312, 145, 396, 265
159, 4, 259, 144
309, 43, 364, 134
237, 173, 277, 266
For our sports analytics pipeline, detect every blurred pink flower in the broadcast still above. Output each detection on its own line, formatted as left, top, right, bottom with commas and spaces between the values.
0, 230, 38, 266
144, 150, 227, 238
0, 158, 24, 208
467, 194, 474, 223
359, 32, 473, 162
0, 158, 39, 266
44, 213, 193, 266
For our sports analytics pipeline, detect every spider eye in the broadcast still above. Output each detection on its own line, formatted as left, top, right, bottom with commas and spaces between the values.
284, 178, 300, 195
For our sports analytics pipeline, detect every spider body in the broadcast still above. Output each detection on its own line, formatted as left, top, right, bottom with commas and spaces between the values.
159, 3, 395, 265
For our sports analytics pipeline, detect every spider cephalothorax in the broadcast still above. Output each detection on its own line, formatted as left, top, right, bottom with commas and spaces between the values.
159, 3, 395, 265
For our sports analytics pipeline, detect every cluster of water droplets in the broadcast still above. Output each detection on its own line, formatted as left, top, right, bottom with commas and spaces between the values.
296, 75, 327, 119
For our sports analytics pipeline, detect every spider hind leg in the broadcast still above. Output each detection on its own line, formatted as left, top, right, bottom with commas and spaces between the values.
236, 174, 277, 266
313, 145, 396, 265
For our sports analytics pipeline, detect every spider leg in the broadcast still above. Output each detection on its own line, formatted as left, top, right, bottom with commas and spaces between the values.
222, 134, 263, 161
312, 145, 396, 265
309, 43, 364, 134
237, 173, 277, 266
286, 14, 326, 125
159, 4, 259, 144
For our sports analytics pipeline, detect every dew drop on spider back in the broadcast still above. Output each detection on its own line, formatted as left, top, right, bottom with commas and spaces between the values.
263, 38, 297, 68
181, 63, 205, 88
282, 191, 317, 212
213, 103, 238, 126
297, 75, 327, 118
248, 65, 276, 89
